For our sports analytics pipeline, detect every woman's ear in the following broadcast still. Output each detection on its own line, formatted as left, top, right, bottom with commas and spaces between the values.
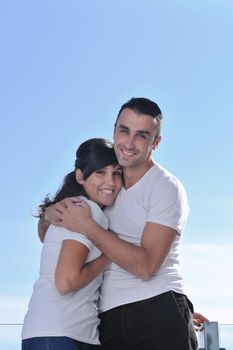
75, 169, 84, 185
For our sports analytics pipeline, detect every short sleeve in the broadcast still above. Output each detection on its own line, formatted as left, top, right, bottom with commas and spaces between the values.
62, 230, 93, 250
146, 177, 189, 235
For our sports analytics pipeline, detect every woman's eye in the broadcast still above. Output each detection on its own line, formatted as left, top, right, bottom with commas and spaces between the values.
113, 170, 122, 176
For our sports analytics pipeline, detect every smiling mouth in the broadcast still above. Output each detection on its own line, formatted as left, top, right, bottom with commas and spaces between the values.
99, 189, 115, 194
120, 148, 137, 156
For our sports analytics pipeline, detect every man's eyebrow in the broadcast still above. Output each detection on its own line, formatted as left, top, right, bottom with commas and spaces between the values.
137, 130, 150, 136
118, 124, 129, 130
117, 124, 150, 135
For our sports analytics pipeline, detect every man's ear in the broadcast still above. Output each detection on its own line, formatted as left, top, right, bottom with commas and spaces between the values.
75, 169, 84, 185
152, 136, 162, 150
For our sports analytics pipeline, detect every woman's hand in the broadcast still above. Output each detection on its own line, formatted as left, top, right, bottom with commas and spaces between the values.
44, 204, 60, 223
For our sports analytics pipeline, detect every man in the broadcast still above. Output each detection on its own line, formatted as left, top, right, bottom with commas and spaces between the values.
41, 98, 199, 349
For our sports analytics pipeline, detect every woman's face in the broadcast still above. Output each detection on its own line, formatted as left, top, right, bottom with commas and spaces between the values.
76, 164, 122, 207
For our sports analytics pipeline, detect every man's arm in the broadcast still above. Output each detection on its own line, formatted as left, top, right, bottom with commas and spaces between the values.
80, 220, 176, 280
52, 198, 177, 280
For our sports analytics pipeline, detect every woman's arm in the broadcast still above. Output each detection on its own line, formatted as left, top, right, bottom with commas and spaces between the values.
55, 239, 110, 295
38, 216, 50, 242
38, 205, 62, 242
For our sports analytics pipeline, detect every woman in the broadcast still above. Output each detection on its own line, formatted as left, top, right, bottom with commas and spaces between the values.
22, 138, 122, 350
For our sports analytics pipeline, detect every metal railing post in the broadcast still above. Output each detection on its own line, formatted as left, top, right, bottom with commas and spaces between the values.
198, 321, 226, 350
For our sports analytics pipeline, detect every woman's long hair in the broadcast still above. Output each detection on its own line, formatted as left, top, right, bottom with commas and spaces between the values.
38, 138, 118, 217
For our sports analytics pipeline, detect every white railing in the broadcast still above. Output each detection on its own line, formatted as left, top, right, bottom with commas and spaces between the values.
0, 322, 232, 349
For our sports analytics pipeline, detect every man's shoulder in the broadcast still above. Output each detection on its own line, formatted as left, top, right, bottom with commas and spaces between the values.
147, 163, 182, 186
147, 164, 187, 199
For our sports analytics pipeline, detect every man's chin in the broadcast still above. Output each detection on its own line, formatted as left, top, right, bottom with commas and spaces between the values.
117, 156, 134, 167
120, 157, 140, 168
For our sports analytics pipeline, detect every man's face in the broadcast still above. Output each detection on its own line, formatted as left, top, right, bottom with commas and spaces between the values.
113, 108, 160, 169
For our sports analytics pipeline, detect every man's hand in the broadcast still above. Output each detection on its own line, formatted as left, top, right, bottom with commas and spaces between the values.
52, 197, 93, 233
38, 197, 91, 242
193, 312, 209, 331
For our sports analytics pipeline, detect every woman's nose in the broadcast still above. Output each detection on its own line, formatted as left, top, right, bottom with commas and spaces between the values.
104, 174, 114, 185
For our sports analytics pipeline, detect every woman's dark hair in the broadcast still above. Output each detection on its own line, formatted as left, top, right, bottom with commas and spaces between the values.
38, 138, 118, 217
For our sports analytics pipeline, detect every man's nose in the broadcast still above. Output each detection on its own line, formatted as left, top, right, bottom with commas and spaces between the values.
125, 134, 135, 148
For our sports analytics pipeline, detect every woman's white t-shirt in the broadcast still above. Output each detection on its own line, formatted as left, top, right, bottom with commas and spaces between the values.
22, 198, 108, 345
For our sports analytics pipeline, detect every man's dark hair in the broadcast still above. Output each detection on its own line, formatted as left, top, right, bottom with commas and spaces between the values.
115, 97, 163, 138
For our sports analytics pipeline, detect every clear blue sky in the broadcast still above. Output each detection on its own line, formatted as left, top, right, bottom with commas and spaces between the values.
0, 1, 233, 348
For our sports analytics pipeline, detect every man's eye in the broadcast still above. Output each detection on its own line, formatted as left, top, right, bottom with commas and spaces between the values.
138, 134, 146, 139
95, 170, 104, 175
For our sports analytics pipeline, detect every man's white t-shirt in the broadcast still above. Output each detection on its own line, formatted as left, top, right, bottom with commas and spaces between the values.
100, 163, 189, 313
22, 198, 108, 344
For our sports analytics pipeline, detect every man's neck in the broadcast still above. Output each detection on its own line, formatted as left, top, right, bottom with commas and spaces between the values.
123, 159, 155, 189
